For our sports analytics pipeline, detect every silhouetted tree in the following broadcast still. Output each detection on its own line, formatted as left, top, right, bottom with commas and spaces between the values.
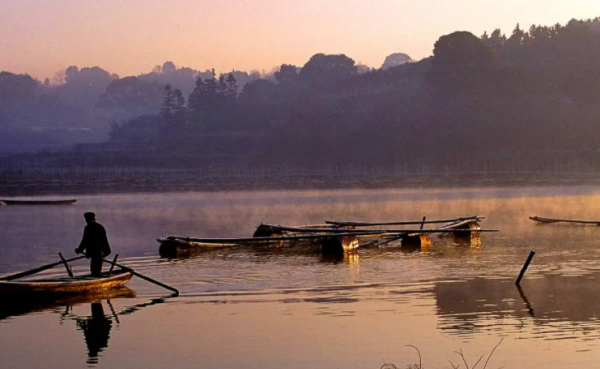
160, 84, 176, 119
481, 29, 506, 56
158, 84, 186, 136
429, 31, 493, 91
52, 70, 66, 86
275, 64, 299, 84
162, 61, 177, 74
298, 54, 357, 90
225, 73, 238, 100
56, 66, 116, 108
97, 77, 164, 117
0, 72, 38, 100
381, 53, 413, 69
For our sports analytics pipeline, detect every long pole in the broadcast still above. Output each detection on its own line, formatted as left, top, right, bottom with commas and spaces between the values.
325, 215, 482, 227
103, 259, 179, 296
167, 228, 498, 244
0, 255, 86, 281
516, 251, 536, 286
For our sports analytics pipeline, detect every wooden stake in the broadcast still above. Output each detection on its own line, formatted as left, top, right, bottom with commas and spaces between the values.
516, 251, 536, 286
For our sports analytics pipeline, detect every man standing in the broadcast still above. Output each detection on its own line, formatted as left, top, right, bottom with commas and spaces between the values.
75, 212, 112, 277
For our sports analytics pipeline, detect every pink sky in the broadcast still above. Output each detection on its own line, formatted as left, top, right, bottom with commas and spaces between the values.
1, 0, 599, 80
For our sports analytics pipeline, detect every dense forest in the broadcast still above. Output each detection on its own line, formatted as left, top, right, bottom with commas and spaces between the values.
2, 17, 600, 172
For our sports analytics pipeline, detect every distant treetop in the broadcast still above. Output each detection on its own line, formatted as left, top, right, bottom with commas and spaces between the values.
299, 53, 357, 88
381, 53, 413, 70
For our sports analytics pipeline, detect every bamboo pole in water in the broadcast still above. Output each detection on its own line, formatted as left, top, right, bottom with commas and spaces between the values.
516, 251, 536, 286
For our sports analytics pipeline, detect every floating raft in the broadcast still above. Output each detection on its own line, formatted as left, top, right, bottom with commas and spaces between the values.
256, 216, 485, 236
324, 215, 484, 228
159, 216, 496, 255
529, 216, 600, 225
0, 199, 77, 205
324, 215, 486, 245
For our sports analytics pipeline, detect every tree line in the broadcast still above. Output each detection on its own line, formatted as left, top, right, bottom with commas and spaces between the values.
2, 17, 600, 171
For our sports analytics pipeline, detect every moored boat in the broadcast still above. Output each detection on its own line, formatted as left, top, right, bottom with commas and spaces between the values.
158, 232, 370, 256
0, 198, 77, 205
529, 216, 600, 225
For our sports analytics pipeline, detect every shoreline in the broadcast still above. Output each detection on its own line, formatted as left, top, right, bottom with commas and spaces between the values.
2, 172, 599, 196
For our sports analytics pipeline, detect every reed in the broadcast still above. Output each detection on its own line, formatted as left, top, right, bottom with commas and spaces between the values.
380, 339, 503, 369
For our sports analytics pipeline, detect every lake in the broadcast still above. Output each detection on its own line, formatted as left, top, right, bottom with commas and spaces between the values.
2, 186, 600, 368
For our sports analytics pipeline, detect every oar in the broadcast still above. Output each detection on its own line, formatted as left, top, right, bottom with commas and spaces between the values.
0, 255, 87, 281
107, 254, 119, 278
58, 252, 74, 277
103, 258, 179, 296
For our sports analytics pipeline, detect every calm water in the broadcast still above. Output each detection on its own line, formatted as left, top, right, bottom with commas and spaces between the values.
2, 186, 600, 368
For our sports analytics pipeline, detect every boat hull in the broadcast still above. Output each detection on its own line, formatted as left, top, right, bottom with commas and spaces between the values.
158, 237, 242, 257
529, 216, 600, 225
0, 199, 77, 205
0, 270, 133, 295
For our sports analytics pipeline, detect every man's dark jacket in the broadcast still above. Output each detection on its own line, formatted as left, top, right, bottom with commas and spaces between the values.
76, 222, 112, 258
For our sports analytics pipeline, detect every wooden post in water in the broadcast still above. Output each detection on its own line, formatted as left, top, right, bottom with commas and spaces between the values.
516, 251, 536, 286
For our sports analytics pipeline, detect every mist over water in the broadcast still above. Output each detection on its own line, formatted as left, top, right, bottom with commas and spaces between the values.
2, 186, 600, 368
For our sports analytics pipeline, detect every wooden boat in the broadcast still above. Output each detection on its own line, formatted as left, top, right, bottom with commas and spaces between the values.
529, 216, 600, 225
0, 252, 178, 296
0, 198, 77, 205
0, 270, 133, 295
158, 231, 367, 256
158, 236, 245, 255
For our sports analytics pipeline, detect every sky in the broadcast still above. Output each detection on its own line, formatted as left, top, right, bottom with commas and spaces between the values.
1, 0, 600, 80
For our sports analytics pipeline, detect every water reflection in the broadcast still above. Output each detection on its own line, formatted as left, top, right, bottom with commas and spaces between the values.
516, 284, 535, 317
0, 289, 176, 366
0, 287, 135, 321
434, 273, 600, 339
76, 302, 113, 365
453, 233, 482, 248
320, 252, 359, 265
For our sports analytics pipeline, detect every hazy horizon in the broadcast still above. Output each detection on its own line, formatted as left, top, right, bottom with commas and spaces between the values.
2, 0, 600, 80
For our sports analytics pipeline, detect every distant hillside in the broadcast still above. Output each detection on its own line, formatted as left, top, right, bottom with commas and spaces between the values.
3, 17, 600, 173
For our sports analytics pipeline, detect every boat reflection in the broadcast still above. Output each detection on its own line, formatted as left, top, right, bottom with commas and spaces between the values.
76, 302, 113, 365
0, 287, 135, 321
0, 288, 173, 366
434, 272, 600, 338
